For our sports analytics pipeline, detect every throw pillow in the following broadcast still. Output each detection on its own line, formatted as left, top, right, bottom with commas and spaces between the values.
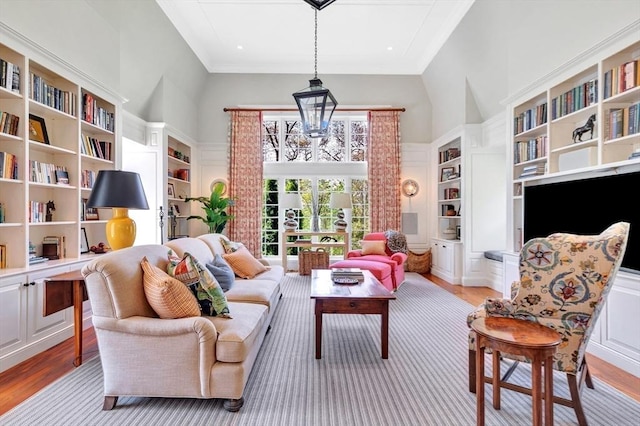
167, 251, 232, 318
140, 256, 200, 319
361, 240, 387, 256
223, 246, 267, 279
220, 236, 244, 253
206, 253, 235, 292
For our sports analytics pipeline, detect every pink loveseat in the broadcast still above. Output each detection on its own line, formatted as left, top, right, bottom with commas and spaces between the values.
346, 232, 407, 291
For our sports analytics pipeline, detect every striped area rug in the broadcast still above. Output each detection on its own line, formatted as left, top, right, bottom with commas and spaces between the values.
2, 273, 639, 425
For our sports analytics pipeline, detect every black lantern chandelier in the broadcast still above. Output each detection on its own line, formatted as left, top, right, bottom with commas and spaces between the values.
293, 1, 338, 138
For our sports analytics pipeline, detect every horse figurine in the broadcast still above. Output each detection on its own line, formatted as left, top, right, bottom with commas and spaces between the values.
45, 200, 55, 222
572, 114, 596, 143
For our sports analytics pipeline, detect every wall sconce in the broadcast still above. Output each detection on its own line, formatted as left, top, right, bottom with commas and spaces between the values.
282, 193, 302, 231
330, 192, 352, 232
401, 179, 419, 197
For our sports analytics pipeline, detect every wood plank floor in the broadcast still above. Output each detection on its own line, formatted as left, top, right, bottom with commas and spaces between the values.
0, 273, 638, 416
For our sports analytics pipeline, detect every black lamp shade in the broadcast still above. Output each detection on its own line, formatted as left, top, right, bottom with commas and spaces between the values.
87, 170, 149, 209
303, 0, 337, 10
293, 78, 338, 138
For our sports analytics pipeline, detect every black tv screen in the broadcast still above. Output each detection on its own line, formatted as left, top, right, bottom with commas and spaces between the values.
523, 170, 639, 274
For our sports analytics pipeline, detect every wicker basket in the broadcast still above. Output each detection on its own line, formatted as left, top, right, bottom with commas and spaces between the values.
298, 248, 329, 275
405, 249, 432, 274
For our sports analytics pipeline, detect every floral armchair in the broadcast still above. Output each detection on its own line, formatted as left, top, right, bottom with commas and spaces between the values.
347, 231, 408, 290
466, 222, 629, 426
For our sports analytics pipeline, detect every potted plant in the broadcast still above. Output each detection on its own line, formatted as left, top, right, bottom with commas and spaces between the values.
185, 182, 235, 233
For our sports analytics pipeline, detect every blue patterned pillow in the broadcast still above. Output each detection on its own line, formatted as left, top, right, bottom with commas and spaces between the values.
206, 254, 235, 292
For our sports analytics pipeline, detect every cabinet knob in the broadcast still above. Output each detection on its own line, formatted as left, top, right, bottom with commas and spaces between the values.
30, 281, 36, 286
23, 282, 29, 287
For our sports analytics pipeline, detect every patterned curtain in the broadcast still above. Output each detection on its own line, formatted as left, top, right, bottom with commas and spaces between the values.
228, 110, 263, 257
367, 110, 401, 232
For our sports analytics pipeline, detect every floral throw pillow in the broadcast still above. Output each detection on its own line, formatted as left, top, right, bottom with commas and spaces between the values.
220, 236, 244, 254
167, 251, 231, 318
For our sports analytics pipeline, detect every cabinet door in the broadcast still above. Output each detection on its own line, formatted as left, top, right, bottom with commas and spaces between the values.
431, 241, 440, 270
27, 266, 70, 340
0, 274, 28, 357
438, 242, 453, 274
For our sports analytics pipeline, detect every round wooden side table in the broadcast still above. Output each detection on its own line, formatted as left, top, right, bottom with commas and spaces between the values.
471, 316, 561, 426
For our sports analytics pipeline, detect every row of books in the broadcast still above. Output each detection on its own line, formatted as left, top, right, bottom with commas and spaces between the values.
80, 169, 97, 189
0, 110, 19, 136
603, 59, 640, 99
551, 78, 598, 120
514, 135, 548, 164
0, 58, 20, 93
331, 268, 364, 280
171, 168, 190, 182
518, 164, 546, 178
0, 243, 6, 269
514, 102, 547, 135
0, 151, 18, 179
42, 235, 66, 260
81, 134, 112, 160
438, 147, 460, 164
605, 102, 640, 141
29, 200, 53, 223
30, 161, 68, 185
30, 72, 77, 116
82, 93, 115, 132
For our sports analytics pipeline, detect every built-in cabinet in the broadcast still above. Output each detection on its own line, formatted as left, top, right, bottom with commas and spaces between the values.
430, 238, 462, 284
505, 26, 640, 377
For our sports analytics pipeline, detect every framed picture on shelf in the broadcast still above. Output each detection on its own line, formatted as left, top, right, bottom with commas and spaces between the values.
440, 167, 455, 182
81, 228, 89, 253
55, 170, 69, 185
28, 114, 50, 144
168, 183, 176, 198
170, 202, 180, 216
82, 198, 99, 220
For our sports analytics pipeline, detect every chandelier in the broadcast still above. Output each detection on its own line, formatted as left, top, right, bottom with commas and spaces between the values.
292, 1, 338, 138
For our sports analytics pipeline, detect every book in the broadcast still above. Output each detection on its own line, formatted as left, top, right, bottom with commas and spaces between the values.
331, 268, 364, 278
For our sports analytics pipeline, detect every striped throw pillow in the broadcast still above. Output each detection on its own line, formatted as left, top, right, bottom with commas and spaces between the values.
140, 257, 200, 319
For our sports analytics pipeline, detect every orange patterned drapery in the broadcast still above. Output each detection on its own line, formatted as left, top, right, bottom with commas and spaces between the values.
228, 110, 263, 257
367, 110, 401, 232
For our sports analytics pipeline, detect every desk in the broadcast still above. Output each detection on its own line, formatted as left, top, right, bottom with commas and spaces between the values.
282, 231, 349, 271
44, 270, 87, 366
471, 317, 561, 426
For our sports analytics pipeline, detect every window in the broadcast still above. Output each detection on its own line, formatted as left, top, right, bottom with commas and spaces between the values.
261, 114, 369, 257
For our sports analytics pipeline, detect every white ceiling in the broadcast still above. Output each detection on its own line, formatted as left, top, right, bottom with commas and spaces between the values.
156, 0, 475, 75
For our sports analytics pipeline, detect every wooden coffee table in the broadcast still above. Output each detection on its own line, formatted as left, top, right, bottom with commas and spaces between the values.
310, 269, 396, 359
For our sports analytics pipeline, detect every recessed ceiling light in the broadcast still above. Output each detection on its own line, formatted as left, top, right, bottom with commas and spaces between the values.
237, 45, 243, 50
387, 46, 393, 51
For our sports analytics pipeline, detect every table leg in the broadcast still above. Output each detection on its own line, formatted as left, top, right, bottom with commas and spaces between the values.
73, 279, 84, 367
475, 339, 485, 426
492, 350, 501, 410
315, 300, 323, 359
544, 355, 554, 426
381, 301, 389, 359
531, 357, 543, 426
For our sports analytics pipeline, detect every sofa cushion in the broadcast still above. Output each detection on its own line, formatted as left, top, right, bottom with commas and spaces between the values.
168, 252, 231, 318
223, 246, 267, 279
206, 253, 235, 291
225, 279, 280, 311
361, 240, 387, 256
207, 301, 268, 363
140, 256, 200, 319
165, 238, 215, 265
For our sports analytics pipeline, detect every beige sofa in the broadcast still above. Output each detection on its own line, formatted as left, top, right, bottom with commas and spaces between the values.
81, 233, 284, 412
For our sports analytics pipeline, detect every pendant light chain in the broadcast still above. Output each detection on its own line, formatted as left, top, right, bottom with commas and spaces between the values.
314, 9, 318, 79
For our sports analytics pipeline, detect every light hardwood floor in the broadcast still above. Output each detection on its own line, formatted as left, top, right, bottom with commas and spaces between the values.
0, 273, 637, 416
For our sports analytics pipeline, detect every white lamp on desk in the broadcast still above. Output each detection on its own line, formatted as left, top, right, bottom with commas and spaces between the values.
330, 192, 352, 232
282, 193, 302, 231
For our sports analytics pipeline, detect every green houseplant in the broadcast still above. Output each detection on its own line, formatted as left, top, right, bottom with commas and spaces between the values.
185, 182, 235, 233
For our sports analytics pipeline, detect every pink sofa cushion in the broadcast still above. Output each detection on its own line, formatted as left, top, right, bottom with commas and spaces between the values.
330, 259, 394, 292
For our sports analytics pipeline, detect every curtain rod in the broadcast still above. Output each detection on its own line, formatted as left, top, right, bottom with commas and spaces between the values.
223, 107, 405, 112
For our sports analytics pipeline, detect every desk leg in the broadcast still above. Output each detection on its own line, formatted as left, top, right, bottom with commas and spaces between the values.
475, 339, 485, 426
73, 280, 84, 367
531, 357, 543, 426
492, 350, 501, 410
544, 355, 554, 426
315, 301, 323, 359
381, 302, 389, 359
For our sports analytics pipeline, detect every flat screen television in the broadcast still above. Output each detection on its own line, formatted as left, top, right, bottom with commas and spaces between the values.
523, 170, 639, 274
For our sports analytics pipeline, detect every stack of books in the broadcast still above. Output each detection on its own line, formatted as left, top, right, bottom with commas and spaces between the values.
331, 267, 364, 280
519, 164, 546, 178
630, 151, 640, 160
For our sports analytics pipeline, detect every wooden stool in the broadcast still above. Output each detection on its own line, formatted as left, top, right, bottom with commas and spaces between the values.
471, 317, 561, 426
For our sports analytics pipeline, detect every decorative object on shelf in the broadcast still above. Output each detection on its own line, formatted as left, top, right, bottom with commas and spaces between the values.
0, 243, 6, 269
87, 170, 150, 250
0, 202, 4, 223
209, 178, 228, 195
80, 228, 89, 253
185, 180, 235, 233
440, 167, 455, 182
28, 114, 49, 144
90, 242, 109, 254
159, 206, 164, 244
292, 4, 337, 138
330, 192, 352, 232
45, 200, 55, 222
167, 183, 175, 198
443, 226, 457, 239
282, 193, 302, 231
401, 179, 419, 197
572, 114, 596, 142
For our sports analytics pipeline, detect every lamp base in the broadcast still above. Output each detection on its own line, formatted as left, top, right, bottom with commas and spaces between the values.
106, 208, 137, 250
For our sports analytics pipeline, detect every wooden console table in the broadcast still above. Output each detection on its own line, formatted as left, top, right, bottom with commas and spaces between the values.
44, 270, 87, 366
281, 231, 349, 271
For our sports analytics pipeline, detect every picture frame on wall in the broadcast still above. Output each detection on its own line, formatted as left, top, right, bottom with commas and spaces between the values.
81, 228, 89, 253
28, 114, 50, 144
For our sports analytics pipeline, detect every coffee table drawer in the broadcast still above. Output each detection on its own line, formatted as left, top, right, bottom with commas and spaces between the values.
319, 298, 385, 314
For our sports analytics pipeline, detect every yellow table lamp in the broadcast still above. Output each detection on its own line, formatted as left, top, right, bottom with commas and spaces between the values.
86, 170, 149, 250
